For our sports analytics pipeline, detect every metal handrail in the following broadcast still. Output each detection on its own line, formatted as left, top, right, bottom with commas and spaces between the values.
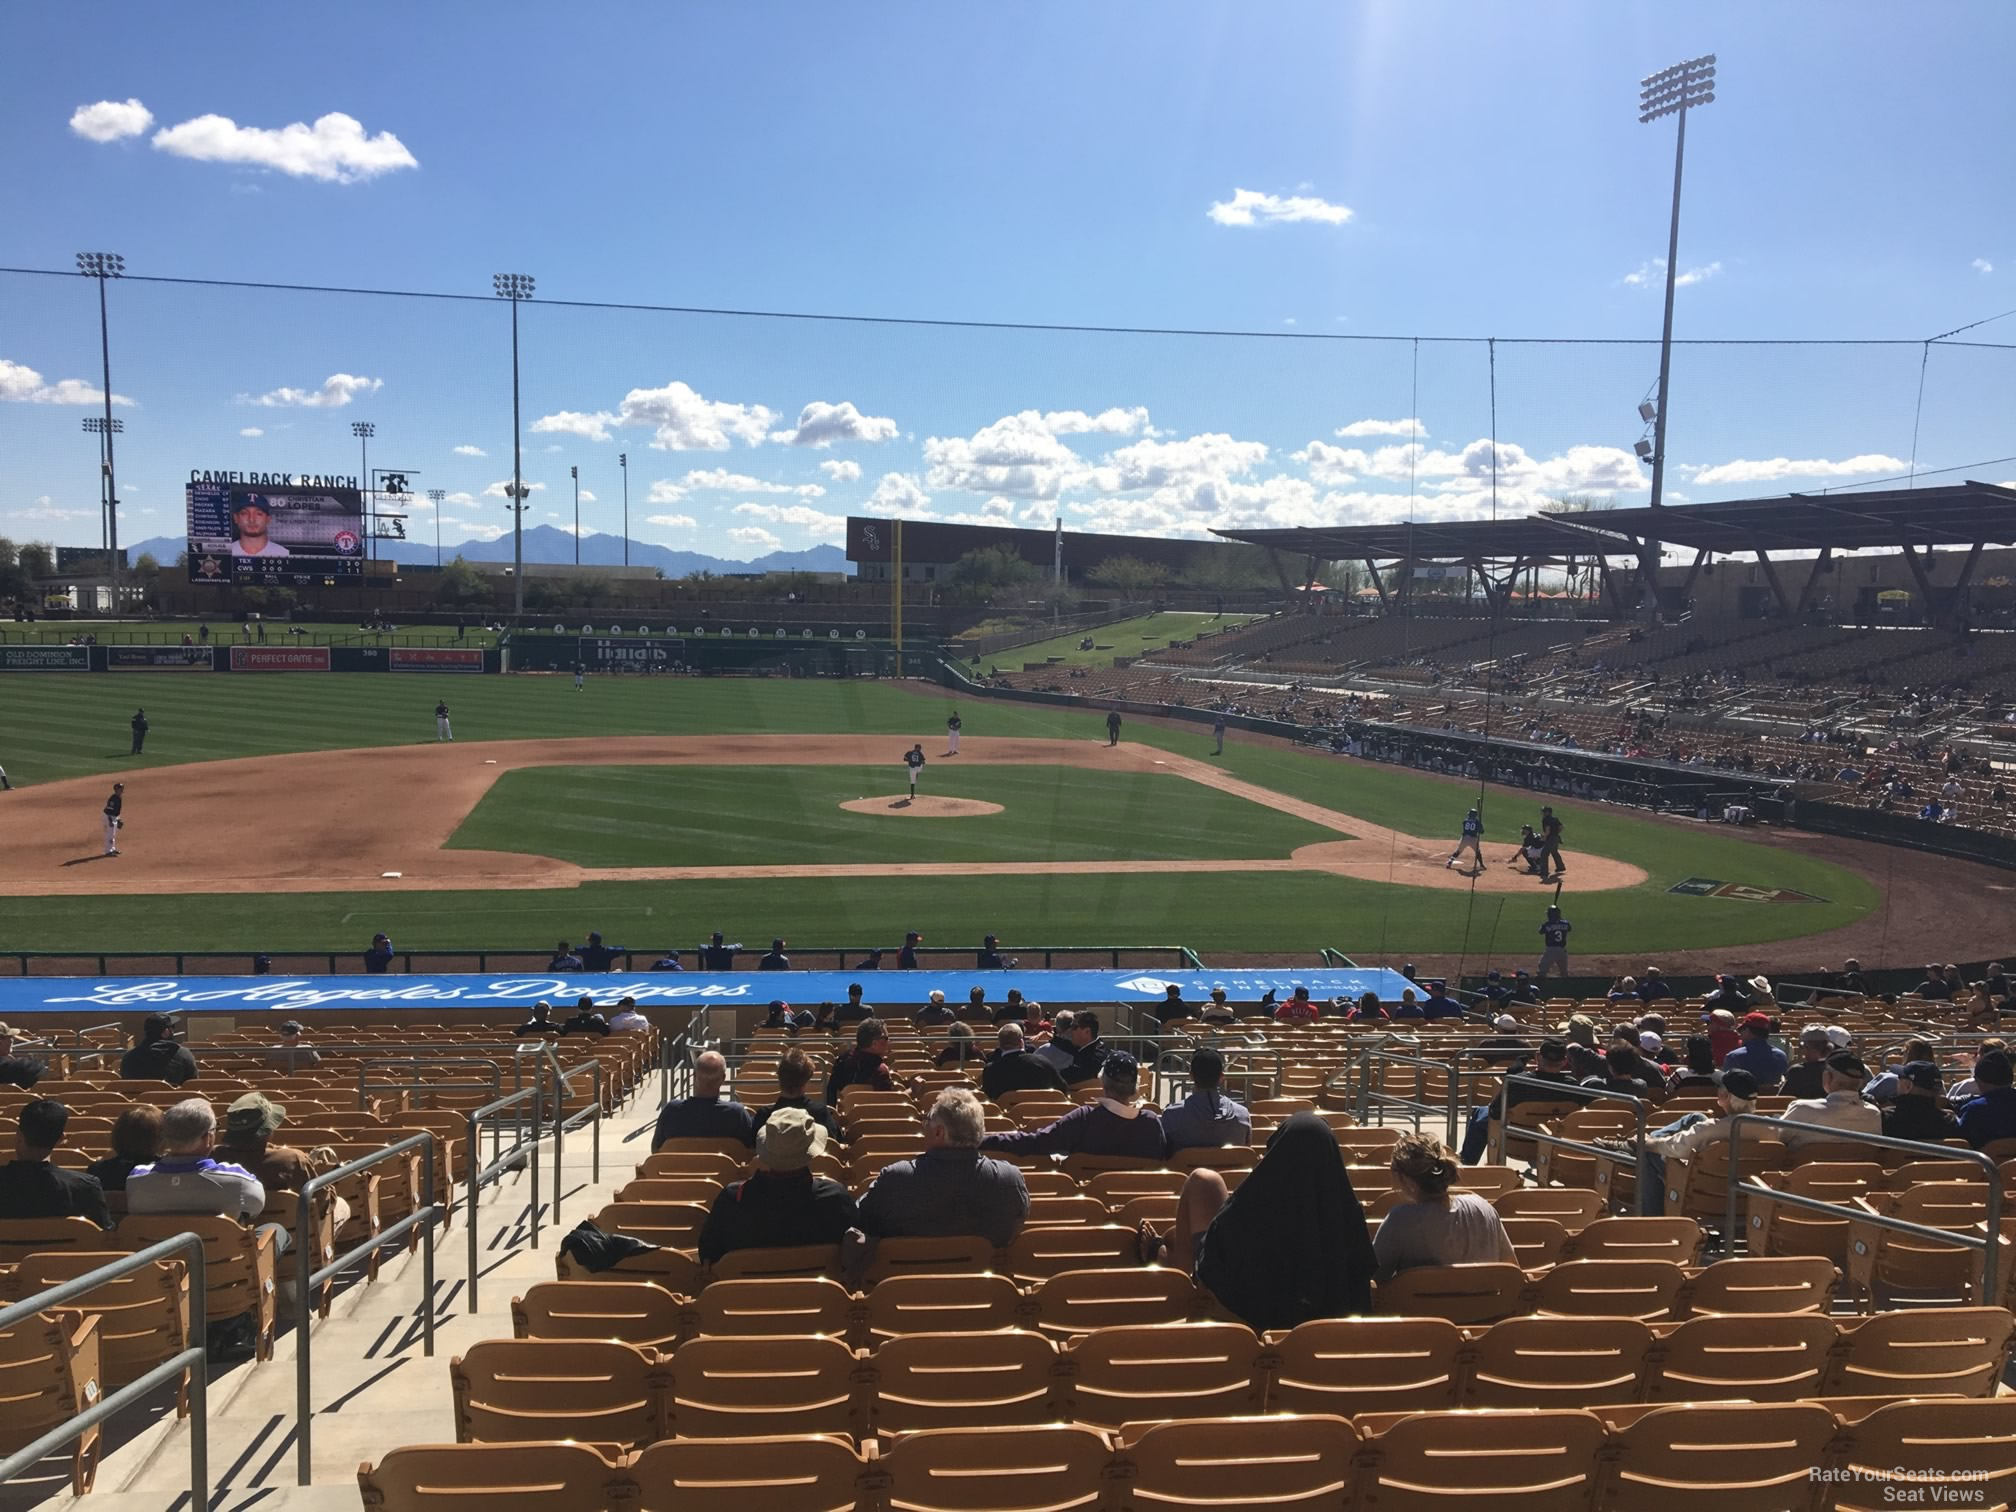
1347, 1045, 1501, 1144
463, 1081, 546, 1314
295, 1131, 439, 1484
1721, 1113, 2003, 1301
0, 1235, 208, 1507
358, 1056, 503, 1111
1491, 1074, 1653, 1194
546, 1057, 606, 1223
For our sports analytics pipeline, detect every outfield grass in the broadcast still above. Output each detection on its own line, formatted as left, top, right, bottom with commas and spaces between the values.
450, 764, 1338, 867
2, 672, 1880, 955
969, 611, 1260, 671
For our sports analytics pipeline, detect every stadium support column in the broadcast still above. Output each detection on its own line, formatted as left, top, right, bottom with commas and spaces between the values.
1753, 550, 1790, 619
1794, 547, 1833, 617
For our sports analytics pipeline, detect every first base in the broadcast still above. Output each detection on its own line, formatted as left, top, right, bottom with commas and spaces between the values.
381, 871, 403, 879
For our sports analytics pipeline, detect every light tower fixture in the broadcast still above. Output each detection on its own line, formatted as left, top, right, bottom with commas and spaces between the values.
618, 452, 629, 567
493, 273, 537, 615
77, 252, 126, 610
427, 487, 446, 568
1638, 53, 1716, 512
83, 416, 124, 557
570, 464, 580, 565
351, 421, 377, 561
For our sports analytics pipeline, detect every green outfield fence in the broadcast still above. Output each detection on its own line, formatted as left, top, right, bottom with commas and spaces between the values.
0, 943, 1206, 978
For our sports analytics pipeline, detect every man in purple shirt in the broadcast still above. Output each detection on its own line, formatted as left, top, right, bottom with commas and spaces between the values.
980, 1052, 1164, 1160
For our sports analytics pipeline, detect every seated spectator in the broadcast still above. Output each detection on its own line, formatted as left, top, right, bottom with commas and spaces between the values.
1598, 1069, 1759, 1215
700, 933, 737, 971
516, 1001, 561, 1037
1956, 1051, 2016, 1149
214, 1093, 352, 1228
1139, 1113, 1374, 1331
1864, 1038, 1939, 1104
962, 986, 994, 1022
1882, 1062, 1963, 1144
1200, 986, 1237, 1025
696, 1109, 857, 1264
980, 1053, 1164, 1160
1476, 971, 1512, 1007
87, 1104, 163, 1194
1154, 984, 1190, 1025
1704, 1010, 1758, 1077
825, 1019, 896, 1105
1912, 964, 1955, 1001
1947, 1038, 2007, 1104
121, 1014, 198, 1086
1606, 976, 1639, 1004
576, 931, 621, 971
934, 1020, 983, 1069
832, 983, 874, 1026
363, 933, 395, 973
859, 1088, 1028, 1247
1637, 967, 1675, 1003
1779, 1025, 1836, 1099
1032, 1010, 1077, 1071
606, 997, 651, 1033
650, 951, 684, 972
1373, 1133, 1518, 1279
914, 991, 954, 1026
0, 1022, 48, 1088
1460, 1039, 1585, 1163
129, 1100, 274, 1241
980, 1024, 1068, 1102
991, 988, 1029, 1025
1418, 980, 1462, 1020
267, 1020, 321, 1072
753, 1047, 843, 1143
1159, 1048, 1252, 1155
1346, 992, 1390, 1023
1390, 989, 1424, 1020
1780, 1053, 1881, 1151
763, 998, 815, 1031
1472, 1015, 1532, 1064
652, 1050, 757, 1150
1507, 970, 1544, 1006
1274, 985, 1321, 1024
1583, 1044, 1654, 1100
560, 996, 611, 1036
1667, 1035, 1721, 1093
1059, 1010, 1112, 1085
1700, 975, 1753, 1016
758, 938, 791, 972
548, 940, 585, 971
0, 1100, 110, 1227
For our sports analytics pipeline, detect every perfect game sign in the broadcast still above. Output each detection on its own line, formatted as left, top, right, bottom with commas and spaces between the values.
185, 472, 365, 586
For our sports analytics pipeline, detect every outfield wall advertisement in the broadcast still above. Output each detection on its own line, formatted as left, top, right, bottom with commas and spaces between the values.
0, 646, 91, 672
228, 645, 331, 672
0, 967, 1418, 1016
389, 647, 485, 672
107, 645, 216, 671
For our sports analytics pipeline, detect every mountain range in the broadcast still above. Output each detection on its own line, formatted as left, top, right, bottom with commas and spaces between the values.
123, 525, 850, 578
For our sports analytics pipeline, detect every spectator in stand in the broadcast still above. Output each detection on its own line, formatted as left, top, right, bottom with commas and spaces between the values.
1882, 1063, 1963, 1145
1700, 975, 1754, 1016
897, 930, 924, 970
960, 986, 992, 1022
932, 1021, 984, 1070
981, 1052, 1163, 1160
754, 1047, 844, 1143
0, 1100, 110, 1227
607, 997, 651, 1033
1912, 964, 1955, 1001
87, 1104, 163, 1195
1390, 989, 1424, 1021
1956, 1051, 2016, 1149
1138, 1114, 1375, 1332
214, 1093, 351, 1227
1373, 1134, 1518, 1279
915, 991, 954, 1026
1472, 1016, 1533, 1065
1606, 976, 1639, 1005
1836, 959, 1871, 997
1155, 984, 1190, 1025
832, 983, 875, 1027
758, 938, 791, 971
560, 996, 611, 1036
1274, 985, 1321, 1024
548, 940, 585, 971
1476, 971, 1512, 1008
976, 934, 1007, 970
128, 1099, 274, 1242
697, 1109, 856, 1265
576, 932, 622, 971
267, 1021, 321, 1072
980, 1024, 1068, 1102
363, 933, 396, 973
1779, 1025, 1836, 1099
516, 1001, 562, 1037
650, 951, 684, 972
858, 1088, 1028, 1247
1159, 1048, 1251, 1156
1507, 970, 1544, 1007
1596, 1069, 1760, 1214
992, 989, 1029, 1025
824, 1019, 896, 1105
699, 933, 737, 971
1702, 1008, 1742, 1067
0, 1023, 44, 1089
1032, 1011, 1077, 1073
1346, 992, 1390, 1024
1668, 1036, 1722, 1094
653, 1050, 756, 1150
1059, 1009, 1113, 1084
121, 1015, 198, 1086
1949, 1039, 2009, 1104
1779, 1053, 1881, 1151
1419, 980, 1463, 1020
1582, 1044, 1655, 1101
1637, 968, 1676, 1003
1864, 1039, 1941, 1104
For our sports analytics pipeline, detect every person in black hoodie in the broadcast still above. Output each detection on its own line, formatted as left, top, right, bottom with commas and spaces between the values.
979, 1023, 1068, 1102
752, 1047, 844, 1143
696, 1109, 857, 1264
824, 1019, 895, 1105
560, 996, 611, 1036
576, 932, 622, 971
1882, 1062, 1963, 1145
119, 1015, 198, 1086
0, 1100, 111, 1227
1060, 1009, 1112, 1085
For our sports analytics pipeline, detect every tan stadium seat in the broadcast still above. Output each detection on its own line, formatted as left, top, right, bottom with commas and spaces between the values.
1828, 1306, 2016, 1398
588, 1200, 711, 1251
1494, 1185, 1606, 1231
1123, 1413, 1358, 1512
0, 1307, 103, 1494
1529, 1259, 1687, 1321
1565, 1216, 1703, 1264
1600, 1402, 1837, 1512
616, 1176, 725, 1205
1025, 1194, 1111, 1228
636, 1151, 745, 1184
862, 1272, 1022, 1342
1060, 1153, 1166, 1184
1063, 1321, 1262, 1429
1456, 1166, 1524, 1199
1001, 1225, 1137, 1283
876, 1423, 1114, 1512
358, 1442, 628, 1512
1676, 1256, 1837, 1317
511, 1280, 685, 1351
1172, 1146, 1259, 1174
1264, 1317, 1465, 1416
1030, 1266, 1197, 1337
1018, 1169, 1079, 1199
1335, 1127, 1403, 1161
1112, 1194, 1180, 1233
1824, 1397, 2016, 1512
0, 1217, 109, 1267
1747, 1162, 1883, 1263
451, 1338, 665, 1447
1354, 1407, 1607, 1512
2, 1250, 191, 1417
707, 1244, 838, 1283
1462, 1316, 1653, 1407
1534, 1107, 1637, 1190
691, 1277, 853, 1340
1660, 1137, 1789, 1230
1499, 1216, 1572, 1270
666, 1334, 857, 1439
651, 1135, 753, 1161
1249, 1098, 1316, 1119
860, 1232, 996, 1285
556, 1244, 703, 1291
871, 1329, 1060, 1431
1885, 1156, 1986, 1190
1374, 1263, 1527, 1324
118, 1213, 278, 1362
1844, 1182, 1994, 1308
627, 1434, 865, 1512
1083, 1170, 1187, 1207
1647, 1313, 1836, 1402
1498, 1097, 1590, 1165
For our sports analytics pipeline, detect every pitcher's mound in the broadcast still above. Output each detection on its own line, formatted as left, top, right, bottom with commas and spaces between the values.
841, 795, 1004, 818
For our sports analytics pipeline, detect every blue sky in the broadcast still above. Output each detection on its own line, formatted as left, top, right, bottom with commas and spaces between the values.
2, 1, 2012, 562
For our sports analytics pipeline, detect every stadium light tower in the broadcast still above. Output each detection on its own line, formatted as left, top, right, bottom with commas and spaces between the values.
351, 421, 376, 560
82, 415, 124, 557
1639, 54, 1716, 512
618, 451, 629, 567
77, 252, 125, 611
493, 273, 536, 615
570, 464, 580, 565
427, 488, 446, 567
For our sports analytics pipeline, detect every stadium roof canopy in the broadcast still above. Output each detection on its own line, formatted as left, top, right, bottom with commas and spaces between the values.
1212, 515, 1633, 563
1542, 481, 2016, 552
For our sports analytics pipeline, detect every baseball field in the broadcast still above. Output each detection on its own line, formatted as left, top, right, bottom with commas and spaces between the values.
0, 668, 1984, 972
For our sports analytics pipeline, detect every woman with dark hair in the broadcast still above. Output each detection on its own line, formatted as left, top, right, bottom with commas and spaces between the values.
87, 1104, 163, 1193
1346, 992, 1389, 1023
1137, 1112, 1376, 1330
1373, 1133, 1518, 1279
934, 1020, 984, 1068
1669, 1034, 1721, 1093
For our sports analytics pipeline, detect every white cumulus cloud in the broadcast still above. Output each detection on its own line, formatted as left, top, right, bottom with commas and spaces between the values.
867, 473, 933, 516
1335, 417, 1426, 439
923, 412, 1091, 500
452, 444, 487, 457
1973, 258, 1995, 275
731, 502, 848, 544
69, 98, 154, 142
1091, 432, 1271, 494
239, 426, 264, 438
0, 358, 133, 407
646, 480, 688, 504
530, 411, 615, 443
620, 381, 774, 451
1041, 406, 1153, 436
820, 459, 862, 482
149, 111, 418, 183
646, 513, 697, 529
1687, 453, 1909, 486
1624, 258, 1722, 288
242, 373, 380, 409
771, 399, 898, 448
671, 468, 825, 498
1207, 188, 1353, 227
481, 479, 548, 498
728, 526, 783, 553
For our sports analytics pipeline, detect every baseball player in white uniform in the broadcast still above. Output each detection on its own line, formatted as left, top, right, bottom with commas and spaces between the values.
946, 710, 962, 755
904, 743, 926, 801
435, 700, 453, 742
